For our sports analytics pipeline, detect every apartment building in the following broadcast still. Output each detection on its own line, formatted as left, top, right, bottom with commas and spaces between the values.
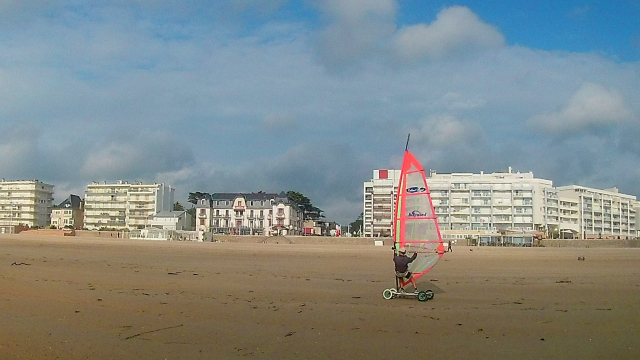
556, 186, 637, 239
363, 169, 401, 237
195, 192, 303, 235
84, 181, 174, 230
0, 179, 54, 232
51, 194, 84, 229
363, 169, 638, 239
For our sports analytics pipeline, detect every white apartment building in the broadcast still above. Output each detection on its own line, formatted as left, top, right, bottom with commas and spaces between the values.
84, 181, 174, 230
0, 179, 54, 232
363, 169, 638, 239
363, 169, 401, 237
195, 192, 304, 235
556, 186, 637, 239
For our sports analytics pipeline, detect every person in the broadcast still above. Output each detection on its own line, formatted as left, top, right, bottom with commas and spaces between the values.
393, 247, 418, 293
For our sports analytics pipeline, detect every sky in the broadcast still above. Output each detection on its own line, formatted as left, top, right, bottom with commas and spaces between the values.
1, 0, 639, 225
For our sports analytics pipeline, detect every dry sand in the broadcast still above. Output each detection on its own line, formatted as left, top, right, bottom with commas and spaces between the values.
1, 234, 639, 359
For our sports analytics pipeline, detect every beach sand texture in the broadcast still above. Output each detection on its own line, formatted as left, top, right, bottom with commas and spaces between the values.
1, 235, 639, 359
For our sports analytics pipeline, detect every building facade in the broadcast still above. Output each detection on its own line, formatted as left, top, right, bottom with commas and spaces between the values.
0, 180, 54, 232
148, 210, 191, 231
195, 192, 304, 235
51, 194, 84, 229
363, 169, 401, 237
364, 169, 638, 239
556, 186, 637, 239
84, 181, 174, 230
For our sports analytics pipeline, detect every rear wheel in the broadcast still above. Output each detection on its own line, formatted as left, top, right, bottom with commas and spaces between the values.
425, 290, 434, 300
382, 289, 394, 300
417, 291, 428, 302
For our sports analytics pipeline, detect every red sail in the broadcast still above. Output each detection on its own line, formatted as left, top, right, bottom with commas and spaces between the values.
393, 150, 445, 286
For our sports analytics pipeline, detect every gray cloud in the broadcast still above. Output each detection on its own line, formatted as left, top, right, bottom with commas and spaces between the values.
528, 82, 636, 134
0, 1, 639, 225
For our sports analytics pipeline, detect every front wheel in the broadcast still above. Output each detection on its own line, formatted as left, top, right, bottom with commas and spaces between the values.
382, 289, 394, 300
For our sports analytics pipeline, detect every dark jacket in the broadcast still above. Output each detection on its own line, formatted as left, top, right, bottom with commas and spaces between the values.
393, 252, 417, 272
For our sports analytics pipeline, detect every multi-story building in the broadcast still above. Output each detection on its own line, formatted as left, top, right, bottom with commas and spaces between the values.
556, 186, 637, 239
0, 179, 54, 232
363, 169, 638, 239
84, 181, 174, 230
363, 170, 401, 237
195, 192, 303, 235
51, 194, 84, 229
428, 169, 556, 232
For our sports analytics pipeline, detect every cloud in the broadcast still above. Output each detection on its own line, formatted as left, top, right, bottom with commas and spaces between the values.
411, 113, 483, 146
528, 82, 635, 133
1, 1, 640, 227
315, 0, 397, 68
263, 112, 298, 130
393, 6, 505, 63
80, 132, 194, 180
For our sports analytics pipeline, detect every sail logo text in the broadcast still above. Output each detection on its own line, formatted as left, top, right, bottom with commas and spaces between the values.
408, 210, 427, 217
406, 186, 426, 193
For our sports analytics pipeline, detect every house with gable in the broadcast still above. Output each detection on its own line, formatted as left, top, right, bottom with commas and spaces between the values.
195, 191, 303, 235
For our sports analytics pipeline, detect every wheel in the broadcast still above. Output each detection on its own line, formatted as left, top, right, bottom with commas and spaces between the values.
425, 290, 434, 300
382, 288, 394, 300
417, 291, 428, 302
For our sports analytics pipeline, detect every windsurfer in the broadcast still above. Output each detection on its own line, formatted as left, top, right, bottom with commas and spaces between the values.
393, 247, 418, 293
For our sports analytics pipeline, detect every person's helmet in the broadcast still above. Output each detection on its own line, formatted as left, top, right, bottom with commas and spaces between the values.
398, 247, 406, 253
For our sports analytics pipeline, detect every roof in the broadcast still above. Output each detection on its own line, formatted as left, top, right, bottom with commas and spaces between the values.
210, 192, 279, 201
54, 194, 82, 209
154, 211, 186, 218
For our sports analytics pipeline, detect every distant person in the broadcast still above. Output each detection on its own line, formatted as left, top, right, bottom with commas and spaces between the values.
393, 247, 418, 293
448, 241, 453, 252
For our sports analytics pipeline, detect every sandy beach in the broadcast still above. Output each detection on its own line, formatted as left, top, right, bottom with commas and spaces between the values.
1, 234, 639, 359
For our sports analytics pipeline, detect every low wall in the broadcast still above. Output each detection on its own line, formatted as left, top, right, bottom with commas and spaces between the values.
538, 238, 640, 248
210, 235, 379, 245
73, 230, 130, 239
19, 229, 75, 237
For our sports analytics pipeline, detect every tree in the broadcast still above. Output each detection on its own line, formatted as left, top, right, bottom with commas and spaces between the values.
173, 202, 185, 211
286, 191, 324, 220
349, 212, 363, 235
188, 192, 210, 205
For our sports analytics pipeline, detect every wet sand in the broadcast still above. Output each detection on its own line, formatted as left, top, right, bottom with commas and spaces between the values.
1, 235, 639, 359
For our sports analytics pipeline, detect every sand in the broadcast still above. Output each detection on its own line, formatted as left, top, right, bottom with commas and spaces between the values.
1, 234, 639, 359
